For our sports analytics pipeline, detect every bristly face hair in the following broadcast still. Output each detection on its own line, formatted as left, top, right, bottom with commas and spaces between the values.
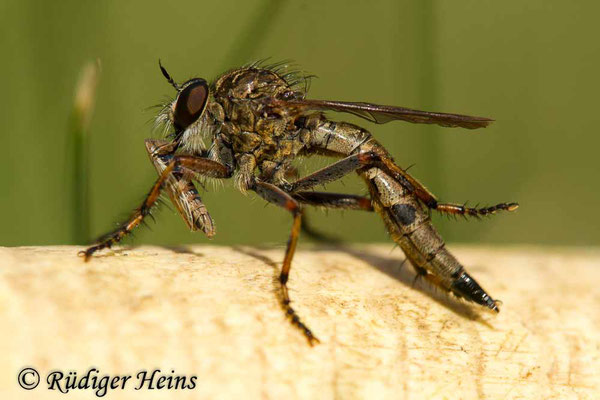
82, 60, 518, 346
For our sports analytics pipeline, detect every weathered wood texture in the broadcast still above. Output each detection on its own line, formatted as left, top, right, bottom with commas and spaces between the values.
1, 245, 599, 399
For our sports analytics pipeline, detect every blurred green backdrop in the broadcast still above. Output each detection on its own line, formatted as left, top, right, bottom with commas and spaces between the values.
1, 0, 599, 247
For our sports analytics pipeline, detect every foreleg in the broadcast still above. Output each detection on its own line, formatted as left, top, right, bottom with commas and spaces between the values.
80, 155, 231, 261
146, 139, 214, 235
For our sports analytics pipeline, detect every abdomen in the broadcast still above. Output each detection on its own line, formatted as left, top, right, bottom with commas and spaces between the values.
308, 117, 500, 311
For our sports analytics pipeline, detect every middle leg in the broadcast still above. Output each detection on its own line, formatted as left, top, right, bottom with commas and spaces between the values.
250, 180, 319, 345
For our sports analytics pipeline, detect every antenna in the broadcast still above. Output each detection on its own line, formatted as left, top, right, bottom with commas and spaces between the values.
158, 59, 180, 90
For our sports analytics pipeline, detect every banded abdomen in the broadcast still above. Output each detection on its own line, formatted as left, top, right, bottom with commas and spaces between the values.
362, 165, 499, 311
308, 116, 500, 311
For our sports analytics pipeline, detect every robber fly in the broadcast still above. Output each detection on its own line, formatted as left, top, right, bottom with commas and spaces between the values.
80, 61, 518, 345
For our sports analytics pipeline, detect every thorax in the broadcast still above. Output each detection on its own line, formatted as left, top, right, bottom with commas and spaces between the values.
211, 67, 311, 173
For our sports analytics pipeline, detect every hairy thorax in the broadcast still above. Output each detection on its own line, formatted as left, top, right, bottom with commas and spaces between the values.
211, 67, 312, 179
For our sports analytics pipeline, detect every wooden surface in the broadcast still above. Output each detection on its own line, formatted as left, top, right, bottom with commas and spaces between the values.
1, 244, 599, 399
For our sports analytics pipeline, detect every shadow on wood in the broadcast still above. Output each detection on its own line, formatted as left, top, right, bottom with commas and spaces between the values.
1, 245, 598, 399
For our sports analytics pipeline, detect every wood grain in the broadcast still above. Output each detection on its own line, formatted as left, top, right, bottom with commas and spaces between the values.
1, 245, 599, 399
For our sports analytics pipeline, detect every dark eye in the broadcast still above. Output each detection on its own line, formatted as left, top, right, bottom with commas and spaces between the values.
173, 79, 209, 130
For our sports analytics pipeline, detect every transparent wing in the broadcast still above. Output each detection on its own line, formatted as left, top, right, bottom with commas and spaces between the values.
275, 98, 493, 129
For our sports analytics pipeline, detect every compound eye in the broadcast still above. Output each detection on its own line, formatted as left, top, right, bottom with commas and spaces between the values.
173, 79, 209, 130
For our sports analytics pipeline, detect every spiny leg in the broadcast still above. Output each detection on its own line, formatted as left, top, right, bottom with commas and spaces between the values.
146, 139, 215, 235
371, 155, 519, 217
250, 180, 319, 345
79, 162, 175, 261
80, 155, 231, 261
434, 202, 519, 218
287, 151, 518, 223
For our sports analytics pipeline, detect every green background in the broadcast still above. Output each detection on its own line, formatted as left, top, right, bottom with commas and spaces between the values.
2, 0, 599, 247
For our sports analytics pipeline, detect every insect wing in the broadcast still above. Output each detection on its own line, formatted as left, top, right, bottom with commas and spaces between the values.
277, 99, 493, 129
